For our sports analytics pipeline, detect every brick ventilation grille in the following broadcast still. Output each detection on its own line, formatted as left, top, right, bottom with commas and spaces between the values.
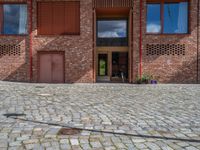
0, 44, 21, 56
146, 44, 186, 56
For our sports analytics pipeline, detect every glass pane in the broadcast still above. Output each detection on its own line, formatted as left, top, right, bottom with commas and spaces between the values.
164, 2, 188, 34
146, 4, 161, 33
97, 20, 127, 38
98, 54, 107, 76
112, 52, 128, 79
3, 4, 27, 34
99, 60, 106, 76
0, 5, 3, 34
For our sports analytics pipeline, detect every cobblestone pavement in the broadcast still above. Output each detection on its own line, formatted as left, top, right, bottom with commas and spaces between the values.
0, 81, 200, 150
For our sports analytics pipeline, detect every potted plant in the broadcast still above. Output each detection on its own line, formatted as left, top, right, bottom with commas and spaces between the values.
136, 74, 153, 84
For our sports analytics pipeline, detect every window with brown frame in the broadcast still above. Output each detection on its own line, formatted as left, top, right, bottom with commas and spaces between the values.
37, 1, 80, 35
96, 19, 128, 46
146, 0, 189, 34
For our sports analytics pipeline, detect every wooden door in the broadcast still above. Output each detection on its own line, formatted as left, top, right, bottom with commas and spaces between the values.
38, 52, 64, 83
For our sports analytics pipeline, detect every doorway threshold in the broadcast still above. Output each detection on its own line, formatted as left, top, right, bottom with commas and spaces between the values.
97, 76, 128, 83
97, 76, 110, 82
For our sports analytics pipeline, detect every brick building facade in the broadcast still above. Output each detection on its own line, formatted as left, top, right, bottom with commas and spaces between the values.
0, 0, 200, 83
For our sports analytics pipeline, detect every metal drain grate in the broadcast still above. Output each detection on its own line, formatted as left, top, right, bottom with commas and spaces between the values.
58, 128, 82, 135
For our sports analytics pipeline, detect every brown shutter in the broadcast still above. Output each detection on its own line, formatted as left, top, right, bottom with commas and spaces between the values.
38, 1, 80, 35
65, 1, 80, 34
38, 2, 53, 35
0, 5, 3, 33
52, 2, 65, 35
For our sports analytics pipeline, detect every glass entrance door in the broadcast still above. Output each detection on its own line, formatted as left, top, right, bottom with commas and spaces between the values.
98, 54, 108, 76
112, 52, 128, 81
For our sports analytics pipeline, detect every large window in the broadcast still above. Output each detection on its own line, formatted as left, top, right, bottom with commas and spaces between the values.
0, 4, 27, 35
97, 19, 128, 46
146, 1, 188, 34
146, 4, 161, 33
37, 1, 80, 35
97, 20, 127, 38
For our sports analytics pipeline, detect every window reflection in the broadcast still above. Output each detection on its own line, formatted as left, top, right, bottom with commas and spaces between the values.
1, 4, 27, 35
146, 1, 188, 34
146, 4, 161, 33
97, 20, 127, 38
164, 2, 188, 34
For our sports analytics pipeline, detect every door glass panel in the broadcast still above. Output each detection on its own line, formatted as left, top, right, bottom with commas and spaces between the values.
112, 52, 128, 79
98, 54, 107, 76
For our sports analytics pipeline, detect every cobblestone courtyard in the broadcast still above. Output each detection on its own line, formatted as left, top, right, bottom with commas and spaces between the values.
0, 81, 200, 150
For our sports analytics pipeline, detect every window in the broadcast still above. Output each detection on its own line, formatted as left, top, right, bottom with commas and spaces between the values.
37, 1, 80, 35
97, 20, 127, 38
146, 4, 161, 33
0, 4, 27, 35
146, 0, 188, 34
97, 19, 128, 46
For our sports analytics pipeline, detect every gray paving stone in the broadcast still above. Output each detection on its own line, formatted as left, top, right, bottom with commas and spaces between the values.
70, 139, 79, 146
90, 141, 102, 148
60, 144, 71, 150
0, 140, 8, 148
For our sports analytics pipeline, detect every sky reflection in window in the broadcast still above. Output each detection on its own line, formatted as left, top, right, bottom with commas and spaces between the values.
98, 20, 127, 38
146, 4, 161, 33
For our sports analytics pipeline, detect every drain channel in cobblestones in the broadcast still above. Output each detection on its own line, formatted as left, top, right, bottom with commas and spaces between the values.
5, 115, 200, 143
3, 113, 26, 118
58, 128, 82, 135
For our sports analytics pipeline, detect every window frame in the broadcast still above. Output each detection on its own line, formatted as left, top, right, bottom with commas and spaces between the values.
96, 18, 129, 46
146, 0, 190, 35
97, 19, 128, 39
37, 1, 80, 36
0, 2, 28, 36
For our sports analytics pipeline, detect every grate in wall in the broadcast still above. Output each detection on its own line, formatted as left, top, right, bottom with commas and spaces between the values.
0, 44, 21, 56
146, 44, 186, 56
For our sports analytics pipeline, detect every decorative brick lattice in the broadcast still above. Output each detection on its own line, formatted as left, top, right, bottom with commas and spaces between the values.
0, 44, 21, 56
146, 44, 186, 56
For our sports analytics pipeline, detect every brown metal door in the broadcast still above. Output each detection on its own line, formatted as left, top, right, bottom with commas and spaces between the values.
39, 52, 64, 83
39, 53, 52, 83
52, 53, 64, 83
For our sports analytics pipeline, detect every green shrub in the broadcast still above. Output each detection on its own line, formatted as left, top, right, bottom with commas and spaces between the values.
136, 74, 153, 84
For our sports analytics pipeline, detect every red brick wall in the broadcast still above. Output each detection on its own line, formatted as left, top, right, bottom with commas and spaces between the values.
0, 38, 28, 81
0, 0, 28, 82
132, 0, 199, 83
0, 0, 199, 83
32, 0, 94, 83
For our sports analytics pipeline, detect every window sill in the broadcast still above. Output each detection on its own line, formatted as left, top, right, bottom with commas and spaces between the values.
0, 34, 28, 37
36, 33, 81, 37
